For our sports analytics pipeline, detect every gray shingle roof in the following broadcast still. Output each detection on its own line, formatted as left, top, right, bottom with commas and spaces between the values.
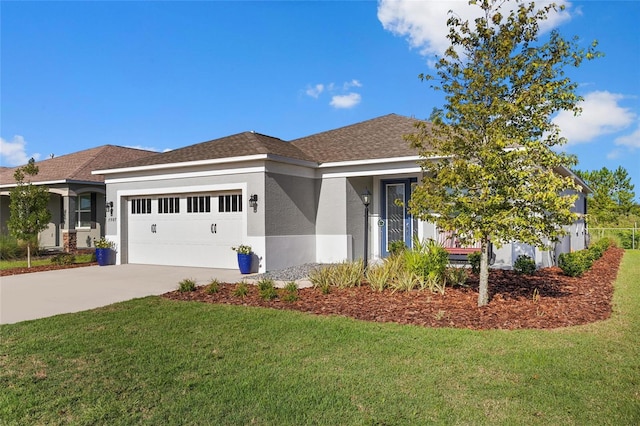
108, 132, 316, 169
0, 145, 156, 186
93, 114, 427, 172
291, 113, 424, 163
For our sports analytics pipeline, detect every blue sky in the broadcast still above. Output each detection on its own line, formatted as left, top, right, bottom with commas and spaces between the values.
2, 1, 638, 199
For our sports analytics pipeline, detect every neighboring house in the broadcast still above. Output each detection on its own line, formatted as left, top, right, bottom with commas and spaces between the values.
94, 114, 590, 272
0, 145, 156, 251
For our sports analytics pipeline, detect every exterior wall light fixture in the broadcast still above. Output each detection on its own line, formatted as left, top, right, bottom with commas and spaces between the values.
249, 194, 258, 212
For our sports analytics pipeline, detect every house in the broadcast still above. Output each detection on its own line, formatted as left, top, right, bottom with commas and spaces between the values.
94, 114, 590, 272
0, 145, 156, 251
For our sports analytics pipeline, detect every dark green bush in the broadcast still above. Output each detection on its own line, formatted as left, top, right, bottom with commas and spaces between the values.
513, 255, 536, 275
588, 244, 604, 261
281, 281, 299, 302
205, 279, 220, 294
257, 278, 278, 300
388, 240, 407, 255
616, 231, 638, 249
51, 253, 76, 265
558, 251, 592, 277
0, 235, 23, 260
0, 235, 39, 260
233, 282, 249, 298
468, 251, 481, 275
178, 278, 196, 292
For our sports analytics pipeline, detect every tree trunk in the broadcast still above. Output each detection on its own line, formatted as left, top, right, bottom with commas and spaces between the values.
27, 244, 32, 268
477, 238, 490, 306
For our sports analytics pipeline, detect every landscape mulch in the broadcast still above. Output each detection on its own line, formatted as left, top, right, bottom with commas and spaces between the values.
164, 247, 624, 330
0, 262, 98, 276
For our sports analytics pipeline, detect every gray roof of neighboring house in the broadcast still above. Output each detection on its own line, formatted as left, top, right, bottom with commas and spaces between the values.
96, 114, 426, 171
0, 145, 156, 186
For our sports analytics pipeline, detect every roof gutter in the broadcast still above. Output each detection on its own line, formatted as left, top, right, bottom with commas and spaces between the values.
0, 179, 104, 189
93, 154, 318, 176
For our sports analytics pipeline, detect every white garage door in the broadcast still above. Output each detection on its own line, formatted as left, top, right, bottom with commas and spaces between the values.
127, 193, 243, 268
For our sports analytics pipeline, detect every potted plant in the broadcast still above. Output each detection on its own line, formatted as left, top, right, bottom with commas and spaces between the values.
232, 244, 252, 274
94, 237, 115, 266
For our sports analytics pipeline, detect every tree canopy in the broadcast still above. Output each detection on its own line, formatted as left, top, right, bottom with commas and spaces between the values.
576, 166, 638, 224
406, 0, 600, 306
7, 158, 52, 267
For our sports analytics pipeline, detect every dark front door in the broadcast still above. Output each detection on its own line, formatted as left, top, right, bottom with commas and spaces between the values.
381, 178, 417, 257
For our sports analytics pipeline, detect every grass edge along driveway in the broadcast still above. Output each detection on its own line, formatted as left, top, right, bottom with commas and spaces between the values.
1, 251, 638, 425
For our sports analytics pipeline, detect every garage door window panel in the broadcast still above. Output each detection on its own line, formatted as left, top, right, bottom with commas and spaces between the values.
219, 194, 242, 213
132, 198, 152, 214
159, 197, 180, 214
187, 196, 210, 213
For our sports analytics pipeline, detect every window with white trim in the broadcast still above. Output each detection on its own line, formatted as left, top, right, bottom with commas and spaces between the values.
76, 194, 93, 228
219, 194, 242, 213
187, 196, 211, 213
131, 198, 152, 214
158, 197, 180, 214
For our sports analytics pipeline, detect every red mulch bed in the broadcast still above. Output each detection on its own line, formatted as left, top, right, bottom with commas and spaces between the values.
164, 247, 624, 330
0, 262, 97, 276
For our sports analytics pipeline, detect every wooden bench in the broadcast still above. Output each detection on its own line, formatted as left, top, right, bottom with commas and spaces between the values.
444, 245, 495, 265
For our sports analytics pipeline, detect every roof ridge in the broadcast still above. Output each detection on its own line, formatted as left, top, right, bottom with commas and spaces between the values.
66, 145, 110, 180
291, 113, 403, 144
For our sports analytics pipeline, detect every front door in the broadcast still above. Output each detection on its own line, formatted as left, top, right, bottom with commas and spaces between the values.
381, 179, 417, 257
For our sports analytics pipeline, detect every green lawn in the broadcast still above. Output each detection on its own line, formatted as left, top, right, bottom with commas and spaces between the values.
0, 253, 94, 270
1, 252, 638, 425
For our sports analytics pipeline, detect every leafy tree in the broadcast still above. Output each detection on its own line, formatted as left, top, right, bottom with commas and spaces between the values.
7, 158, 52, 267
576, 166, 637, 224
406, 0, 600, 306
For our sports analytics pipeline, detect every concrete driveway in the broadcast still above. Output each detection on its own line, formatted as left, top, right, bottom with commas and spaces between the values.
0, 264, 250, 325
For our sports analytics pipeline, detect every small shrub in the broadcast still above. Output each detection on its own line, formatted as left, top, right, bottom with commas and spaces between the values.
178, 278, 196, 292
257, 278, 278, 300
366, 258, 400, 292
309, 266, 333, 294
513, 255, 536, 275
281, 281, 299, 302
468, 251, 481, 275
390, 269, 421, 293
445, 267, 468, 287
205, 279, 220, 294
0, 235, 23, 260
616, 230, 638, 249
388, 240, 407, 255
233, 281, 249, 298
51, 253, 76, 265
403, 238, 449, 293
558, 251, 592, 277
332, 260, 364, 288
284, 281, 298, 293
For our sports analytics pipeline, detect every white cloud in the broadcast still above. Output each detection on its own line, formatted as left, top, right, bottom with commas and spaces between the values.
305, 84, 325, 98
378, 0, 572, 57
305, 80, 363, 109
553, 91, 636, 145
344, 79, 362, 90
330, 93, 362, 109
0, 135, 41, 166
614, 123, 640, 150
